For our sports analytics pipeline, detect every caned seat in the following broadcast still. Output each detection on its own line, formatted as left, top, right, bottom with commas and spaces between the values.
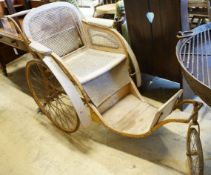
64, 49, 126, 84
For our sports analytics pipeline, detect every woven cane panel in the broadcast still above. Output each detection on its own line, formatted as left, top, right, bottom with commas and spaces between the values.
88, 29, 119, 49
28, 6, 83, 56
65, 49, 125, 83
40, 27, 82, 56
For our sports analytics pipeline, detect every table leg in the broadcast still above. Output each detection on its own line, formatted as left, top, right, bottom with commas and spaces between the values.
0, 62, 8, 76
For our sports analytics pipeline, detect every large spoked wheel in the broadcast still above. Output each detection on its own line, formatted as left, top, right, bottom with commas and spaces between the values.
26, 59, 80, 133
186, 127, 204, 175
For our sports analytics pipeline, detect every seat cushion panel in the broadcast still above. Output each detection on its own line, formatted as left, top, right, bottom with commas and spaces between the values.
65, 49, 126, 84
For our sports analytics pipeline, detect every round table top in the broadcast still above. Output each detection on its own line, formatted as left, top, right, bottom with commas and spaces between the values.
96, 3, 116, 15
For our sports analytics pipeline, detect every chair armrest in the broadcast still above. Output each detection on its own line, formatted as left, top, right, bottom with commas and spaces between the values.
82, 19, 125, 52
5, 9, 31, 18
29, 41, 52, 55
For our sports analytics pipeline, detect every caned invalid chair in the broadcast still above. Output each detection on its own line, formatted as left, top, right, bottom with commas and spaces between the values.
23, 2, 144, 132
22, 2, 203, 148
7, 3, 204, 173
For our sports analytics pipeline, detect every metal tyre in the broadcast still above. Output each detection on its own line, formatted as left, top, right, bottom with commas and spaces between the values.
187, 127, 204, 175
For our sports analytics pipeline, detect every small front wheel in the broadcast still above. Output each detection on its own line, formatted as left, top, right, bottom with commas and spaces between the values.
186, 127, 204, 175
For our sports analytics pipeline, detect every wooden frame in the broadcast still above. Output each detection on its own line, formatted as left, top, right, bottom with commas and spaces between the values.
3, 2, 203, 136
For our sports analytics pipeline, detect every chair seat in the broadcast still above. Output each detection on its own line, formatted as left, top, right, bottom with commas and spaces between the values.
96, 3, 116, 15
65, 49, 126, 84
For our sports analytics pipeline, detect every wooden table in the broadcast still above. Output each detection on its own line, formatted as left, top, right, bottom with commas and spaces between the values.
95, 3, 116, 17
0, 0, 47, 76
0, 27, 27, 75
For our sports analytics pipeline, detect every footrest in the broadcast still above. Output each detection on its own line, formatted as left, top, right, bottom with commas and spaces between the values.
101, 94, 158, 136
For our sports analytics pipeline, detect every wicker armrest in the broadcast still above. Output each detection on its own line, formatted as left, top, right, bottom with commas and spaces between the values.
82, 19, 126, 53
29, 41, 52, 55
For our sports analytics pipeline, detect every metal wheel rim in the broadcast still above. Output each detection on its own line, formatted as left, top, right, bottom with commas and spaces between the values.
26, 59, 80, 133
187, 127, 204, 175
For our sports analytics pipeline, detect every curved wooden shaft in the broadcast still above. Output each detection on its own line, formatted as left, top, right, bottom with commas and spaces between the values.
174, 100, 203, 123
151, 100, 203, 135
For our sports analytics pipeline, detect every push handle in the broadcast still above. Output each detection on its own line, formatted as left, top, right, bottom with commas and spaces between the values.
5, 9, 31, 18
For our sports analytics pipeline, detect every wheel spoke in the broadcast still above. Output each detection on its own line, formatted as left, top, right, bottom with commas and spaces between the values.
192, 156, 199, 174
53, 98, 69, 129
187, 127, 204, 175
48, 101, 66, 124
56, 95, 77, 128
26, 60, 79, 132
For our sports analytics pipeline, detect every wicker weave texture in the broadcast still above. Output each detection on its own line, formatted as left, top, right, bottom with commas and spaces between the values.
65, 49, 125, 83
88, 29, 119, 48
27, 6, 83, 56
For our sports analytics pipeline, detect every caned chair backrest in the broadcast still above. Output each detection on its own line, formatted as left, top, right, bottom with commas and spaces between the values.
23, 2, 85, 57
